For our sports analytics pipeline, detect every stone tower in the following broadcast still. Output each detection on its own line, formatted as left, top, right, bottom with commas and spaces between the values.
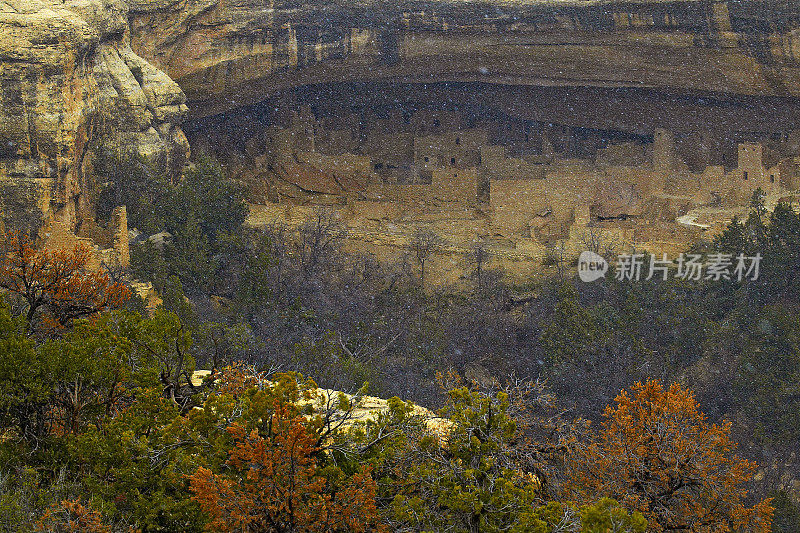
111, 206, 130, 269
653, 128, 676, 174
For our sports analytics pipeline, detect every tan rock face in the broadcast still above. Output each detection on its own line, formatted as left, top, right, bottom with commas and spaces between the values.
127, 0, 800, 120
0, 0, 188, 231
5, 0, 800, 233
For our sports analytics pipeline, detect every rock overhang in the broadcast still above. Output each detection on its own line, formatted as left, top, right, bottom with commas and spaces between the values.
126, 0, 800, 121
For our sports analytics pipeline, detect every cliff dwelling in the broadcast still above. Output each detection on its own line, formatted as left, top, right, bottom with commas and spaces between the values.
6, 0, 800, 284
4, 2, 800, 525
182, 81, 800, 282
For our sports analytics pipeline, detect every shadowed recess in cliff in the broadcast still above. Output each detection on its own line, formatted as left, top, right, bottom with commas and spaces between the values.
127, 0, 800, 120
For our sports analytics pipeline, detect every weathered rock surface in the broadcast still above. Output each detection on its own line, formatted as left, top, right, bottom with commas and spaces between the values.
5, 0, 800, 230
126, 0, 800, 119
0, 0, 189, 231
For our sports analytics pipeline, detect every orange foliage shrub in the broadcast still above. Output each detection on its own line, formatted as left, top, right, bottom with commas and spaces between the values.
0, 231, 130, 333
188, 404, 385, 533
35, 499, 112, 533
214, 362, 272, 395
566, 379, 773, 532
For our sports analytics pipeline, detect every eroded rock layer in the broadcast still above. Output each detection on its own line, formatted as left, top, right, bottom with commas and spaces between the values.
5, 0, 800, 230
0, 0, 188, 231
127, 0, 800, 119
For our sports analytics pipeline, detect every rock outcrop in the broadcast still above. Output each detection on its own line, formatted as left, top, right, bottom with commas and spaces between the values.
126, 0, 800, 119
0, 0, 189, 232
5, 0, 800, 230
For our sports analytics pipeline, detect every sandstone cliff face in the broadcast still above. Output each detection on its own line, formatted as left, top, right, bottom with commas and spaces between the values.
0, 0, 189, 231
127, 0, 800, 120
5, 0, 800, 230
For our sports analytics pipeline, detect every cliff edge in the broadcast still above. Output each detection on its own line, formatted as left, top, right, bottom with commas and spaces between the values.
5, 0, 800, 230
0, 0, 189, 232
127, 0, 800, 119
